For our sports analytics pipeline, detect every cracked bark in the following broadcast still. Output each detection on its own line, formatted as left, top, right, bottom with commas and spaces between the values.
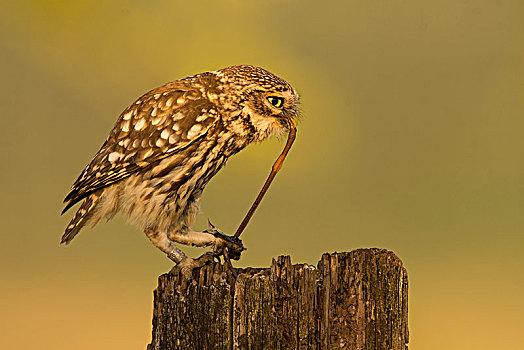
148, 248, 409, 350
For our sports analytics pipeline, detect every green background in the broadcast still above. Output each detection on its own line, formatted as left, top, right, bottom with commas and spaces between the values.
1, 1, 523, 349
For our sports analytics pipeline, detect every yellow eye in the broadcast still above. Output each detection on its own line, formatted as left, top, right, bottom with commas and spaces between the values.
267, 96, 284, 108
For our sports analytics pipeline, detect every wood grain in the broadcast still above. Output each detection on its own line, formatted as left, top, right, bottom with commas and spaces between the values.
148, 249, 408, 350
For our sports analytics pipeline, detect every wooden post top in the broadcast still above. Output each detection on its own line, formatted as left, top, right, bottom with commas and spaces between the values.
149, 249, 409, 350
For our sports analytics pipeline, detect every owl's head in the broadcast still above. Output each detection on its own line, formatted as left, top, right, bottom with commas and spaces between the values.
214, 65, 300, 141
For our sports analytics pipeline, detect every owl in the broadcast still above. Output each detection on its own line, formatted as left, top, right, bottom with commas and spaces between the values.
61, 65, 299, 275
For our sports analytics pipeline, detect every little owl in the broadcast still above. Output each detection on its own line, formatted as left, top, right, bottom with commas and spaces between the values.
61, 65, 299, 275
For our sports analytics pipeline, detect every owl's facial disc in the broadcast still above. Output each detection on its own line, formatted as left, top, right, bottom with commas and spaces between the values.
263, 89, 298, 119
243, 88, 298, 140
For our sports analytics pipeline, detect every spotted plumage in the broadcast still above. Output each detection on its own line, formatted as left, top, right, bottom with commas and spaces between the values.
61, 65, 299, 273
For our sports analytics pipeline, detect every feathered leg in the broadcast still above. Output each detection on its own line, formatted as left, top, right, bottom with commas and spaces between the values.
145, 228, 216, 280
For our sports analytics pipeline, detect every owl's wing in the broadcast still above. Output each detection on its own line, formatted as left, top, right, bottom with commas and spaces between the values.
62, 85, 219, 214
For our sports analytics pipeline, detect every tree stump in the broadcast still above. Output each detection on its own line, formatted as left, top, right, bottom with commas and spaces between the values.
148, 248, 408, 350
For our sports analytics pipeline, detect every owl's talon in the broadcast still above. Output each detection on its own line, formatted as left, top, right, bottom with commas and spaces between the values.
204, 225, 245, 261
169, 252, 216, 280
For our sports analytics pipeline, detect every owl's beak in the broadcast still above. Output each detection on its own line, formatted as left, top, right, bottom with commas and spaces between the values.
286, 116, 298, 129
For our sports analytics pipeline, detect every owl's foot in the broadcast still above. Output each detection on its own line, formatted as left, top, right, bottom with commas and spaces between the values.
204, 221, 245, 260
168, 252, 216, 280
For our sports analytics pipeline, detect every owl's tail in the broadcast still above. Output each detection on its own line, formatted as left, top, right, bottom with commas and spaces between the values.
60, 193, 101, 245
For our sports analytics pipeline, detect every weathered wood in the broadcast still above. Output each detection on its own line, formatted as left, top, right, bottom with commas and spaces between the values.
148, 248, 408, 350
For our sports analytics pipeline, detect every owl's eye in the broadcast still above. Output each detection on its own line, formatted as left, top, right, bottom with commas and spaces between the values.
267, 96, 284, 108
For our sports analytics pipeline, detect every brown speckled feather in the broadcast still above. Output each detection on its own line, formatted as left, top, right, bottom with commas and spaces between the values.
63, 85, 219, 214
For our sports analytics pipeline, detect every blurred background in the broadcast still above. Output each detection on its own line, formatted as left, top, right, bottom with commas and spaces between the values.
1, 0, 523, 349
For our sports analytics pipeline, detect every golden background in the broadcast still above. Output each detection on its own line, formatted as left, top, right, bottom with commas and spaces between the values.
1, 1, 523, 349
